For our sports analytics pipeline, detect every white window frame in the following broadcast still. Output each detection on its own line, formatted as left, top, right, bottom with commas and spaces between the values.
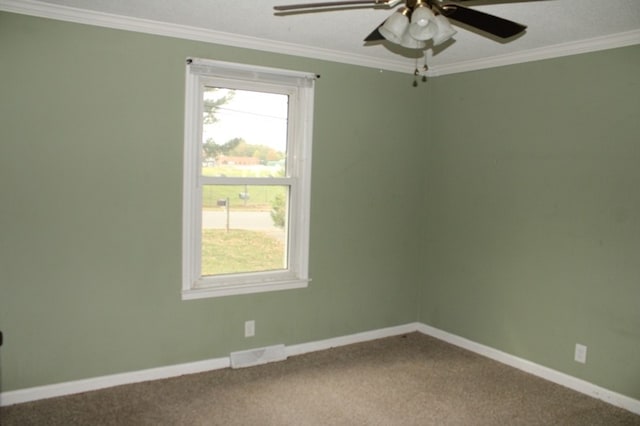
182, 58, 315, 300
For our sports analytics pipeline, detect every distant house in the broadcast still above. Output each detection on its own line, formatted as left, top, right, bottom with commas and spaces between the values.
216, 155, 260, 166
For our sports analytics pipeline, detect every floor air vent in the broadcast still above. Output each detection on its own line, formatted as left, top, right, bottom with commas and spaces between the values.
230, 344, 287, 369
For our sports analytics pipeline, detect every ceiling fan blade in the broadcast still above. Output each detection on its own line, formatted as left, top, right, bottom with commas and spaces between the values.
449, 0, 547, 3
364, 23, 384, 42
440, 4, 527, 38
274, 0, 384, 11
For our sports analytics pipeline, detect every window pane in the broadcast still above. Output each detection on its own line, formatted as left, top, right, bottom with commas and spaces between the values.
202, 88, 288, 177
201, 185, 289, 277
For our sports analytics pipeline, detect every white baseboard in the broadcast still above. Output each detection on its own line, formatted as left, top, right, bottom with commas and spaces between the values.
415, 323, 640, 416
285, 322, 420, 358
0, 323, 416, 407
0, 357, 230, 407
2, 322, 639, 416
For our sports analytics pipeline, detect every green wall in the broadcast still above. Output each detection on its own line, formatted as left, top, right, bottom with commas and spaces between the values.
0, 12, 425, 391
421, 45, 640, 399
1, 10, 639, 403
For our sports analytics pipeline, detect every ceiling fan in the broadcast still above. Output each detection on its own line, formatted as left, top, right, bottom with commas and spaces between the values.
274, 0, 534, 81
274, 0, 530, 45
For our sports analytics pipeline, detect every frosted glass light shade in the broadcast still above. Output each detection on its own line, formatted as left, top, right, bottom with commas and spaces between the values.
411, 5, 435, 27
409, 5, 437, 41
400, 31, 427, 49
409, 20, 438, 41
379, 10, 410, 44
433, 15, 457, 46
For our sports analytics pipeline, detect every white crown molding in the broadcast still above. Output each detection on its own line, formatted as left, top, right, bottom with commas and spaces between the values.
3, 0, 639, 77
0, 0, 414, 74
430, 30, 640, 77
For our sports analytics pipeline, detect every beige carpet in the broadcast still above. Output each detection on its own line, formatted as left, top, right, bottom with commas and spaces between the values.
1, 333, 639, 425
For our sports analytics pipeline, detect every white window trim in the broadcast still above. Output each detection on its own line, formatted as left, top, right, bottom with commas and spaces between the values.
182, 58, 315, 300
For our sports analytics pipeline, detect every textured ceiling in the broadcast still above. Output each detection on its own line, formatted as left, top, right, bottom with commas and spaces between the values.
6, 0, 640, 74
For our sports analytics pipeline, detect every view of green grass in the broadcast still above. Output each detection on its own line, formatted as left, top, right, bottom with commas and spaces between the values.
201, 229, 286, 276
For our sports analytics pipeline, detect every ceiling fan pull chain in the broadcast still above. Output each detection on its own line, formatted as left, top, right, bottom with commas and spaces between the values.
412, 54, 428, 86
422, 54, 428, 82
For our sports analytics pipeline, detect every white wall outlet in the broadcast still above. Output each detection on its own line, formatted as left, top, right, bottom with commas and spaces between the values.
244, 320, 255, 338
574, 343, 587, 364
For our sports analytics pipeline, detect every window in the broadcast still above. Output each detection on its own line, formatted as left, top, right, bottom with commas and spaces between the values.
182, 58, 315, 300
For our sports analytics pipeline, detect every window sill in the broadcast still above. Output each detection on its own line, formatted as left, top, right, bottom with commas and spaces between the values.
181, 278, 310, 300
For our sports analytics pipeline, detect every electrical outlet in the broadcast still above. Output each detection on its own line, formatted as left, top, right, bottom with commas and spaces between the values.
574, 343, 587, 364
244, 320, 255, 338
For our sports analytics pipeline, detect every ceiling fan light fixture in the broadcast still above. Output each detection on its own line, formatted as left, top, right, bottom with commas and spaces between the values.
408, 23, 437, 41
400, 30, 427, 49
432, 14, 457, 46
411, 4, 435, 27
379, 8, 410, 44
408, 3, 437, 41
408, 22, 437, 41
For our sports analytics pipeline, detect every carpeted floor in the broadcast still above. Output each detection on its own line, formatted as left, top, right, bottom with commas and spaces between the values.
1, 333, 639, 425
